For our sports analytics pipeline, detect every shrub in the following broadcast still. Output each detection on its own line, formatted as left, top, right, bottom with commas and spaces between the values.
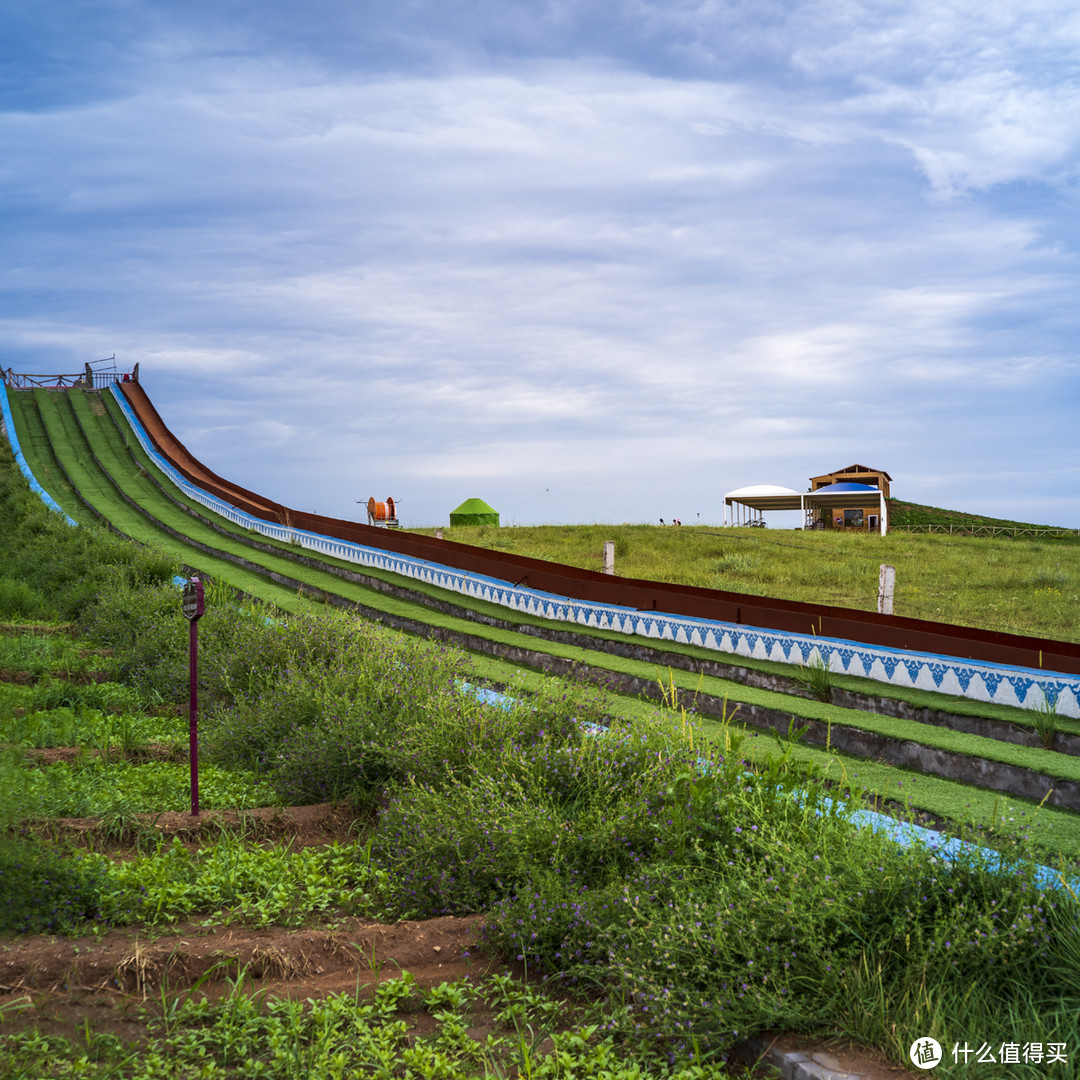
374, 707, 723, 919
0, 835, 104, 934
203, 614, 469, 802
483, 760, 1080, 1066
0, 577, 49, 619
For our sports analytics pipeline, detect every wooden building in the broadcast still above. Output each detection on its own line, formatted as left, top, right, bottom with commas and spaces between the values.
807, 464, 892, 532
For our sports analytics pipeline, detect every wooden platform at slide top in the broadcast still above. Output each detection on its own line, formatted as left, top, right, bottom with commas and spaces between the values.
116, 381, 1080, 676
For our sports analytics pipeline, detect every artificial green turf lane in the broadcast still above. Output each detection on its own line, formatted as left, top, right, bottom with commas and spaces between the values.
34, 390, 154, 536
5, 391, 86, 522
83, 393, 1080, 786
99, 390, 1080, 742
29, 393, 317, 610
465, 653, 1080, 867
55, 390, 1074, 803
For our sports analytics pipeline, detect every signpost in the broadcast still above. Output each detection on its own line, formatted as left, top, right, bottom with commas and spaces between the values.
182, 578, 205, 816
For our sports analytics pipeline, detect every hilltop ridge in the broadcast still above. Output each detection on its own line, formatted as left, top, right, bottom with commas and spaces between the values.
887, 498, 1074, 534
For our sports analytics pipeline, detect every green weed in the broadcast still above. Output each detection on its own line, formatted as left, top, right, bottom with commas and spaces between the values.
794, 648, 834, 702
88, 835, 390, 927
1031, 690, 1060, 751
4, 758, 279, 823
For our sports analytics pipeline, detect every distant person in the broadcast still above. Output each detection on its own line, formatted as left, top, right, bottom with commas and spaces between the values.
659, 518, 665, 525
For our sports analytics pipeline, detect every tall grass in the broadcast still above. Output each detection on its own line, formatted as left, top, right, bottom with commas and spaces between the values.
0, 441, 177, 623
0, 577, 49, 619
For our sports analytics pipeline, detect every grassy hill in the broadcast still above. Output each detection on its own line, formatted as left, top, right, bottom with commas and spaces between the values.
887, 498, 1077, 535
415, 520, 1080, 642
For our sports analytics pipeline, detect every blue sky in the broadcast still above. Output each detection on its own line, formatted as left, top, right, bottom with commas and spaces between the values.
3, 1, 1079, 527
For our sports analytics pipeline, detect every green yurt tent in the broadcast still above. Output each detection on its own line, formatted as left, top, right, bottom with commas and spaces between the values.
449, 498, 499, 527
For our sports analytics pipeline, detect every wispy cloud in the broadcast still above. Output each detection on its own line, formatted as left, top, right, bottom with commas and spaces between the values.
2, 0, 1078, 525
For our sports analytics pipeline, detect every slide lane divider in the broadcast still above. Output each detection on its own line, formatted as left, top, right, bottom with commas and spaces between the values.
112, 409, 1080, 760
109, 384, 1080, 719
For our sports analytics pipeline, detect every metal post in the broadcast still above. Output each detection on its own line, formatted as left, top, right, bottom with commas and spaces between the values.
189, 616, 199, 815
182, 578, 205, 816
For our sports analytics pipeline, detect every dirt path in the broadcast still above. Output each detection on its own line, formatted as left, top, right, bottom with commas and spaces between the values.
1, 915, 487, 1000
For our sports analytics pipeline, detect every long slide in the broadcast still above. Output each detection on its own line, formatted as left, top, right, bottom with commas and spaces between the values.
4, 376, 1080, 848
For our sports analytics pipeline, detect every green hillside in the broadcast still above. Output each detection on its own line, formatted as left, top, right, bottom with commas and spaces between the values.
888, 498, 1078, 535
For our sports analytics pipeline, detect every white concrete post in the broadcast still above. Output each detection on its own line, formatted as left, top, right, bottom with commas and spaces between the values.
602, 540, 615, 574
434, 529, 443, 540
878, 564, 896, 615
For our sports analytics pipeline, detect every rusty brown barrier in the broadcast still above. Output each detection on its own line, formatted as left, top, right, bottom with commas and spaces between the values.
119, 381, 1080, 677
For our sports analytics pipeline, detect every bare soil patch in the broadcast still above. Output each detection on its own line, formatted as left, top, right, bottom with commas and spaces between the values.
22, 742, 187, 768
0, 914, 496, 1019
33, 801, 364, 852
1, 802, 511, 1050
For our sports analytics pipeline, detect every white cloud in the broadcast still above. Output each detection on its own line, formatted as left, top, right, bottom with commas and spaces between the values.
2, 1, 1080, 526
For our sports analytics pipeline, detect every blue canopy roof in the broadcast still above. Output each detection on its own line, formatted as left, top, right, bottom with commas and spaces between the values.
814, 482, 880, 494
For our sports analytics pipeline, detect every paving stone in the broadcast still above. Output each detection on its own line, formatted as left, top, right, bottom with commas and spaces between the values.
790, 1058, 868, 1080
812, 1052, 845, 1070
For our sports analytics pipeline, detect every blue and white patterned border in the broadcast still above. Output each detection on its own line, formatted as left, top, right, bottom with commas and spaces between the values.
105, 385, 1076, 720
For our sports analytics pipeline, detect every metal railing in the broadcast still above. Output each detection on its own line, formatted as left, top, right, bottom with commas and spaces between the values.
86, 370, 135, 389
2, 370, 87, 389
2, 365, 137, 390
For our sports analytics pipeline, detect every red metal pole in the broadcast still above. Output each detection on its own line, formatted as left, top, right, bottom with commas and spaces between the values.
189, 614, 199, 816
